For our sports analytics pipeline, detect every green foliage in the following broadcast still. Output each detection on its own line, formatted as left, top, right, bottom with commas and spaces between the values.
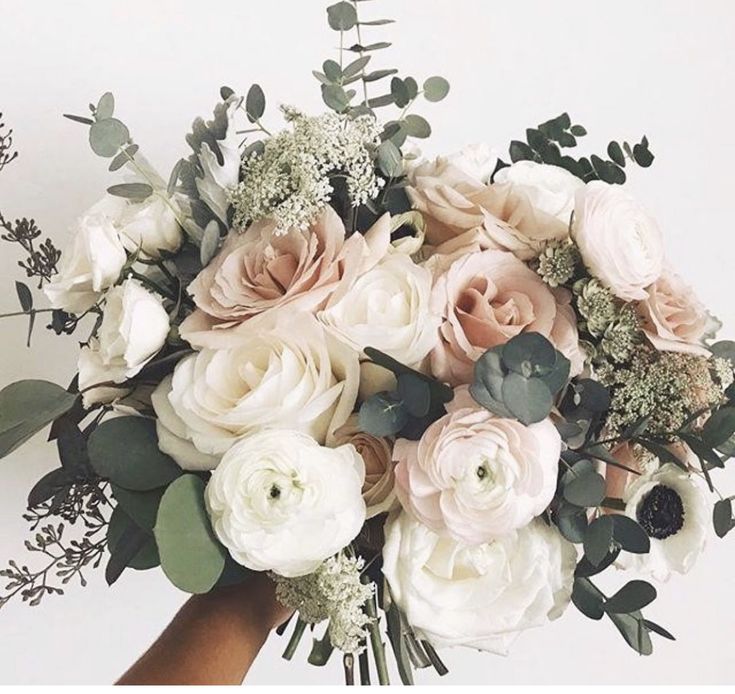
106, 182, 153, 201
245, 84, 266, 122
713, 498, 734, 538
503, 112, 654, 184
0, 380, 78, 459
106, 506, 159, 584
154, 474, 227, 594
470, 332, 571, 425
88, 417, 181, 491
561, 460, 606, 507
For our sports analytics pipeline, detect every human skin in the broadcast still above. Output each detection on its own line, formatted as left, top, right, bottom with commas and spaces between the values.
117, 573, 293, 685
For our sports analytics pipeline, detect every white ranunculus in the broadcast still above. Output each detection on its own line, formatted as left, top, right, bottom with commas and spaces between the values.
382, 512, 576, 654
493, 161, 583, 224
617, 463, 708, 581
317, 253, 440, 368
44, 209, 127, 314
445, 143, 499, 184
572, 182, 664, 301
205, 429, 366, 577
151, 313, 359, 470
78, 279, 169, 407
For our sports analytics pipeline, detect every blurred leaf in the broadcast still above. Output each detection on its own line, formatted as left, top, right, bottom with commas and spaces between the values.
403, 114, 431, 139
359, 392, 408, 437
423, 76, 450, 102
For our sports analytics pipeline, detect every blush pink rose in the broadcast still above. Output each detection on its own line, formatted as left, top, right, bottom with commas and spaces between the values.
430, 249, 583, 385
394, 386, 561, 544
638, 270, 709, 357
179, 207, 390, 348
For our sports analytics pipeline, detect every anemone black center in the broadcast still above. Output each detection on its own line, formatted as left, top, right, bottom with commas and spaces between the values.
636, 484, 685, 540
269, 484, 281, 499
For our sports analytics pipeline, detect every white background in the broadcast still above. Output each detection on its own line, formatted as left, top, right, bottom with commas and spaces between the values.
1, 0, 734, 685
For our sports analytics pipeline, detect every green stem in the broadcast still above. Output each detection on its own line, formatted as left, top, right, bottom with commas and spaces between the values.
351, 1, 369, 105
343, 653, 355, 686
358, 647, 371, 685
0, 308, 53, 319
282, 617, 308, 661
364, 591, 390, 685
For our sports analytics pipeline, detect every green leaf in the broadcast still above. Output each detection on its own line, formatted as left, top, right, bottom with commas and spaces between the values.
570, 124, 587, 136
711, 340, 735, 367
360, 18, 396, 26
376, 140, 403, 178
423, 76, 450, 102
403, 114, 431, 139
63, 113, 94, 125
0, 380, 78, 459
108, 144, 139, 172
359, 392, 408, 437
321, 84, 350, 113
245, 84, 265, 122
15, 281, 32, 312
390, 77, 410, 108
608, 611, 653, 655
88, 417, 181, 491
200, 220, 221, 267
607, 141, 626, 167
713, 498, 734, 538
343, 56, 370, 79
323, 59, 342, 83
96, 92, 115, 120
604, 580, 657, 614
574, 547, 621, 578
634, 437, 688, 470
327, 1, 358, 30
111, 484, 164, 531
502, 332, 557, 376
107, 182, 153, 200
583, 515, 614, 566
397, 373, 431, 418
633, 143, 654, 168
643, 619, 675, 641
501, 373, 553, 425
107, 506, 159, 580
509, 140, 534, 162
572, 577, 604, 620
27, 468, 72, 508
154, 474, 227, 593
702, 407, 735, 448
367, 93, 395, 108
562, 461, 606, 507
56, 421, 90, 476
363, 69, 398, 83
555, 501, 589, 543
611, 514, 650, 554
219, 86, 235, 100
89, 118, 129, 158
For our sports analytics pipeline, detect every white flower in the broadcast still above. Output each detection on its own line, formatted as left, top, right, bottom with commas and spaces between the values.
151, 313, 359, 470
382, 512, 576, 654
78, 279, 169, 407
205, 429, 366, 577
44, 208, 127, 314
572, 182, 664, 301
617, 463, 708, 581
493, 161, 583, 224
318, 253, 440, 367
445, 143, 499, 184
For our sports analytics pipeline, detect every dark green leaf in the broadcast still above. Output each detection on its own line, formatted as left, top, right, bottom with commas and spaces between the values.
359, 392, 408, 437
107, 182, 153, 200
563, 461, 606, 507
611, 514, 650, 554
643, 619, 675, 641
27, 468, 71, 508
711, 340, 735, 367
555, 501, 589, 543
220, 86, 235, 100
376, 140, 402, 177
56, 421, 90, 476
63, 113, 94, 125
635, 438, 688, 471
575, 547, 621, 577
154, 474, 227, 593
15, 281, 32, 312
307, 630, 335, 666
509, 140, 534, 162
108, 144, 139, 172
397, 373, 431, 418
572, 577, 604, 620
363, 69, 398, 83
0, 380, 78, 459
502, 332, 557, 376
107, 506, 159, 579
713, 498, 734, 538
607, 141, 626, 167
88, 417, 181, 491
604, 580, 657, 614
111, 484, 164, 531
390, 77, 410, 108
583, 515, 614, 566
570, 124, 587, 136
608, 611, 653, 655
245, 84, 265, 122
702, 407, 735, 448
501, 373, 553, 425
633, 143, 654, 167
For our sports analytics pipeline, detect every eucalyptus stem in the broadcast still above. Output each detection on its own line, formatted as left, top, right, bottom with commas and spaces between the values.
358, 647, 371, 685
351, 1, 369, 105
0, 308, 53, 319
421, 640, 448, 677
343, 653, 355, 686
364, 592, 390, 685
282, 617, 308, 661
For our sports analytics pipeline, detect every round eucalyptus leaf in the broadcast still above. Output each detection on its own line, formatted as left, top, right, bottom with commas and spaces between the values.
702, 406, 735, 448
359, 391, 408, 437
502, 332, 557, 376
538, 353, 571, 395
555, 502, 588, 544
96, 92, 115, 120
604, 580, 657, 614
423, 76, 450, 102
611, 514, 650, 554
88, 417, 181, 491
321, 84, 350, 113
154, 474, 227, 594
245, 83, 265, 122
403, 114, 431, 139
562, 462, 606, 508
713, 498, 734, 538
111, 484, 165, 531
322, 59, 342, 83
474, 346, 506, 400
326, 1, 357, 31
376, 140, 403, 178
571, 578, 604, 620
397, 373, 431, 418
710, 340, 735, 367
501, 373, 553, 425
89, 118, 129, 158
583, 515, 614, 567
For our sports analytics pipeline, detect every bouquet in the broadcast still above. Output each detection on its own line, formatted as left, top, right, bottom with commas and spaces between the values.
1, 1, 734, 685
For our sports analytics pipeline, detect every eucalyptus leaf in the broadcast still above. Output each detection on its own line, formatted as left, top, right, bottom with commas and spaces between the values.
423, 76, 450, 102
701, 407, 735, 448
245, 84, 265, 122
107, 506, 159, 579
359, 392, 408, 437
111, 484, 164, 531
15, 281, 32, 312
364, 69, 398, 83
403, 114, 431, 139
108, 144, 139, 172
321, 84, 350, 113
154, 474, 227, 593
501, 373, 553, 425
0, 380, 78, 459
343, 56, 370, 79
608, 611, 653, 655
89, 118, 129, 158
376, 140, 403, 178
107, 182, 153, 200
397, 373, 431, 418
27, 468, 71, 508
502, 332, 557, 376
583, 515, 614, 566
323, 59, 343, 83
562, 462, 606, 507
713, 498, 734, 538
571, 578, 604, 620
96, 92, 115, 120
200, 220, 221, 267
611, 514, 651, 554
604, 580, 657, 614
327, 1, 358, 31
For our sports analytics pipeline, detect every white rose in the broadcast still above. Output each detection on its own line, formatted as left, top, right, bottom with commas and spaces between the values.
205, 429, 366, 577
617, 463, 708, 582
382, 512, 576, 654
493, 161, 583, 224
318, 253, 440, 367
44, 208, 127, 314
445, 143, 499, 184
78, 279, 169, 407
572, 182, 664, 301
151, 313, 359, 470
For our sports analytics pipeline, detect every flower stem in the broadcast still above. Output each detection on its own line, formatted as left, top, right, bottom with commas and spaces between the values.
0, 308, 53, 319
282, 617, 308, 661
358, 647, 371, 685
364, 591, 390, 685
343, 653, 355, 686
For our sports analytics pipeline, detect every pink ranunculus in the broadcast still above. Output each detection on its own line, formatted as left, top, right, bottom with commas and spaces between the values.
638, 270, 710, 356
179, 207, 390, 349
393, 389, 561, 544
429, 248, 582, 386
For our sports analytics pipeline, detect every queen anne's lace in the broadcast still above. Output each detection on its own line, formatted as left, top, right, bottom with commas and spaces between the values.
273, 553, 374, 654
229, 108, 383, 234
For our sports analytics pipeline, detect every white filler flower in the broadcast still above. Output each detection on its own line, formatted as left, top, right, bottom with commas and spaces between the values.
206, 430, 366, 577
617, 463, 709, 581
382, 511, 576, 654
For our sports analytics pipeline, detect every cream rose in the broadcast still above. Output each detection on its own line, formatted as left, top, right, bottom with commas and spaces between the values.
333, 414, 397, 518
44, 208, 127, 314
430, 248, 582, 386
206, 429, 366, 577
394, 388, 560, 543
151, 313, 358, 470
106, 195, 183, 258
318, 253, 440, 368
78, 279, 169, 407
382, 511, 576, 654
572, 182, 664, 301
444, 143, 499, 184
638, 270, 709, 356
180, 208, 391, 349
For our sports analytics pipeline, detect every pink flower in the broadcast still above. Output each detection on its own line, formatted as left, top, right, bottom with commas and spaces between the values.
179, 207, 390, 349
638, 270, 710, 356
429, 249, 583, 385
394, 387, 561, 544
